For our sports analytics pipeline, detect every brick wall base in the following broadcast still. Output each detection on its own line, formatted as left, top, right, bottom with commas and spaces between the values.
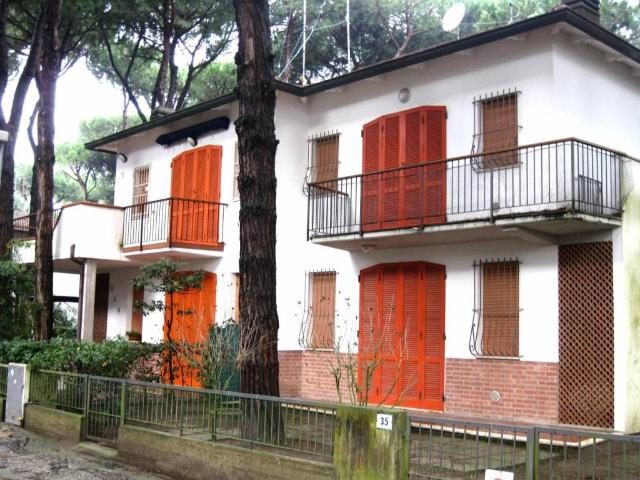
280, 352, 560, 425
445, 358, 559, 424
279, 350, 351, 402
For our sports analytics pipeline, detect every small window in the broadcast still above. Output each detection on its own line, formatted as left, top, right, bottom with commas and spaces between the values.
308, 133, 339, 184
299, 270, 336, 349
474, 89, 520, 169
233, 143, 240, 202
470, 259, 520, 357
132, 166, 149, 215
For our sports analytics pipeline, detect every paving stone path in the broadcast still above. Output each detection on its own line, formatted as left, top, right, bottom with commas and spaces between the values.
0, 423, 173, 480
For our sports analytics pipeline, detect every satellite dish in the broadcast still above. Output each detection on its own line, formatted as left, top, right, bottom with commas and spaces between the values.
442, 3, 466, 32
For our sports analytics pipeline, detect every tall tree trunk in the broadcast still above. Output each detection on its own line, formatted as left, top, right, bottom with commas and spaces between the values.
0, 12, 43, 254
34, 0, 62, 340
234, 0, 280, 397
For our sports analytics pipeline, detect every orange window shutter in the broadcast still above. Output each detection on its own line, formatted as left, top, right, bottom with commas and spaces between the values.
482, 261, 519, 357
362, 119, 382, 232
358, 268, 379, 402
310, 272, 336, 349
400, 265, 421, 405
423, 263, 445, 411
402, 109, 423, 227
381, 114, 401, 229
424, 107, 447, 225
131, 287, 144, 335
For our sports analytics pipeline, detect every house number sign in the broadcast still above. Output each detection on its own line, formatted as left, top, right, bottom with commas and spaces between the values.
484, 470, 514, 480
376, 413, 393, 430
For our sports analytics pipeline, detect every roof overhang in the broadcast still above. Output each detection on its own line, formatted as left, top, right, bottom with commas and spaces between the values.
86, 8, 640, 153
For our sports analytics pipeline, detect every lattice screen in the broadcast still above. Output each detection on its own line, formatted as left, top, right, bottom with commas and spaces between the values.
559, 242, 614, 428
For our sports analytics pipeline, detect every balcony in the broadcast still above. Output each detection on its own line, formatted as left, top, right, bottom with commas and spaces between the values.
12, 209, 61, 240
307, 138, 624, 250
122, 197, 226, 256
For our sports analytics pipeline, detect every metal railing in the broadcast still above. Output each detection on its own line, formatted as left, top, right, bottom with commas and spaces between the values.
122, 197, 226, 252
308, 138, 624, 239
410, 416, 640, 479
25, 369, 640, 476
12, 209, 61, 240
0, 364, 7, 399
28, 370, 335, 457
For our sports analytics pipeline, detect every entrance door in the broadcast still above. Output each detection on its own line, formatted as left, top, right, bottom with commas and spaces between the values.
163, 272, 217, 387
361, 107, 446, 232
93, 273, 109, 342
170, 145, 222, 248
359, 262, 445, 410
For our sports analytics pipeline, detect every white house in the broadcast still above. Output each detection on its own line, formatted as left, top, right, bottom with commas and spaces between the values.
14, 1, 640, 432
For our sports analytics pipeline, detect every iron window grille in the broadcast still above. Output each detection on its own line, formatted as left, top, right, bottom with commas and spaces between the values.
298, 269, 337, 350
472, 88, 522, 170
304, 131, 340, 194
132, 165, 150, 217
469, 258, 522, 358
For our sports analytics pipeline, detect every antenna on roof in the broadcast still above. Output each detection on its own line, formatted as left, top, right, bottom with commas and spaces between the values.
442, 3, 466, 39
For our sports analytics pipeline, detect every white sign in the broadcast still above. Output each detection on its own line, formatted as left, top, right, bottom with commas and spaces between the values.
484, 470, 514, 480
376, 413, 393, 430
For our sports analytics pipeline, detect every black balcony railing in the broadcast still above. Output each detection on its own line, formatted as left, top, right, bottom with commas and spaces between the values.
122, 197, 226, 252
307, 138, 624, 239
12, 209, 61, 240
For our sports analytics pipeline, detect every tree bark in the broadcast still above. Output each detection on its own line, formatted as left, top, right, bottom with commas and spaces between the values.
233, 0, 280, 397
0, 11, 43, 254
34, 0, 62, 340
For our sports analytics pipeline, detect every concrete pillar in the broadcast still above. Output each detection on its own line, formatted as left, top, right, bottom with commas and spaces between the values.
80, 259, 97, 342
5, 363, 29, 426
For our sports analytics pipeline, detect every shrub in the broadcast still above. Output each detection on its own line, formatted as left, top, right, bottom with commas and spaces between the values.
0, 258, 38, 340
0, 337, 162, 380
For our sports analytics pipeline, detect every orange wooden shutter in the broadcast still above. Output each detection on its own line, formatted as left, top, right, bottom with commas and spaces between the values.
482, 261, 519, 357
402, 109, 424, 227
362, 120, 382, 231
399, 264, 421, 406
170, 146, 222, 247
382, 115, 401, 229
131, 286, 144, 336
310, 272, 336, 349
163, 271, 217, 387
362, 107, 446, 231
359, 262, 445, 411
424, 107, 447, 225
423, 263, 445, 411
358, 268, 379, 400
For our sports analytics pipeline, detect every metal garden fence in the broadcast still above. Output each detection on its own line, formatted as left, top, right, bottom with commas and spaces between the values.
22, 369, 640, 478
28, 369, 335, 457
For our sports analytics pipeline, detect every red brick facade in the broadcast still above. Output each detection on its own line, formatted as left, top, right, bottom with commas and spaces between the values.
444, 358, 559, 424
279, 350, 350, 402
280, 351, 560, 424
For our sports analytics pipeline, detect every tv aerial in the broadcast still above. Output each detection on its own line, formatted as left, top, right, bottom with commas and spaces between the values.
442, 3, 466, 38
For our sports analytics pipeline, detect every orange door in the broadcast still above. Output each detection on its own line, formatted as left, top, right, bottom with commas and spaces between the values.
163, 272, 217, 387
361, 107, 446, 232
358, 262, 445, 410
170, 146, 222, 247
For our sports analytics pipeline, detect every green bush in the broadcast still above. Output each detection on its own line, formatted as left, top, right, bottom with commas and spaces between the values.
0, 258, 38, 340
0, 337, 162, 380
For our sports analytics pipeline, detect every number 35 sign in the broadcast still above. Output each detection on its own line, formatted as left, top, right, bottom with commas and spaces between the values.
484, 470, 514, 480
376, 413, 393, 430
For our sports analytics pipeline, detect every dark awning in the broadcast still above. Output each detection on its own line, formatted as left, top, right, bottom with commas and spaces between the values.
155, 116, 231, 146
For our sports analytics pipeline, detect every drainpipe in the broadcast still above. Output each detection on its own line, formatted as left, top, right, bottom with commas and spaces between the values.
70, 244, 85, 340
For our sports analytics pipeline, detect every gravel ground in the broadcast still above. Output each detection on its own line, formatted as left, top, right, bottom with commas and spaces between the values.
0, 423, 173, 480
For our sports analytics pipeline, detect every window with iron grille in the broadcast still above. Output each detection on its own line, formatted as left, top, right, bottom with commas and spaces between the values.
132, 165, 149, 215
299, 270, 336, 349
307, 132, 340, 184
473, 88, 521, 169
470, 259, 520, 358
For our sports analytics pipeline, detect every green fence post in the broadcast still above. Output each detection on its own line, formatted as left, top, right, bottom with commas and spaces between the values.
82, 375, 90, 440
526, 427, 538, 480
120, 381, 128, 427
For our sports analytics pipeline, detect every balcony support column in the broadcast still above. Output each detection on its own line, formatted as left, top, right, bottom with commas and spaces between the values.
80, 259, 97, 342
